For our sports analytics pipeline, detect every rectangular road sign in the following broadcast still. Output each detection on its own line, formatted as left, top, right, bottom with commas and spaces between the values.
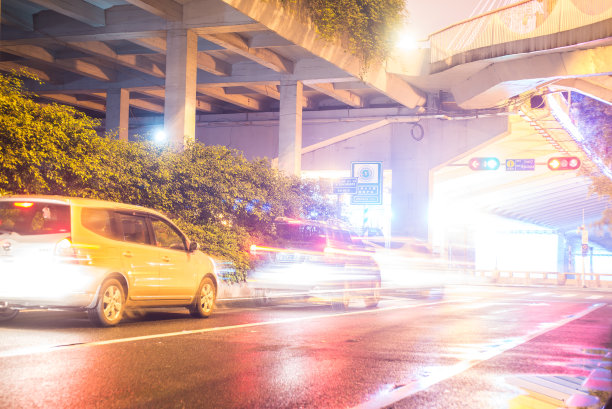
333, 177, 358, 194
506, 159, 535, 171
351, 162, 382, 205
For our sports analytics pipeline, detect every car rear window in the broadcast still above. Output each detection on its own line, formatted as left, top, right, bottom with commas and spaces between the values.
0, 201, 71, 235
275, 222, 327, 250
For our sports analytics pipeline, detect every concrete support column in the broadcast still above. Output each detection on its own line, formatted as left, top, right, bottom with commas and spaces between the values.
105, 88, 130, 141
164, 28, 197, 151
278, 80, 303, 175
390, 117, 510, 240
391, 160, 431, 239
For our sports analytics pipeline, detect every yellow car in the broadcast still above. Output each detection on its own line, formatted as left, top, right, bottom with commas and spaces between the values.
0, 196, 218, 326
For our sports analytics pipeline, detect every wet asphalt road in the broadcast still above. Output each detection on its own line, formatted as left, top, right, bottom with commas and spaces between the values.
0, 284, 611, 409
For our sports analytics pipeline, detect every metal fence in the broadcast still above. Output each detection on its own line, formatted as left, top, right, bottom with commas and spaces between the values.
466, 269, 612, 288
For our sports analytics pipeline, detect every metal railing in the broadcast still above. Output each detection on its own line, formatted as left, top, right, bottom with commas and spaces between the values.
466, 269, 612, 288
429, 0, 612, 65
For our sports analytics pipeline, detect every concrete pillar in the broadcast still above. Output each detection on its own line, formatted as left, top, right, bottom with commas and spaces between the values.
105, 88, 130, 141
390, 116, 510, 239
164, 29, 197, 151
391, 159, 431, 239
278, 80, 303, 175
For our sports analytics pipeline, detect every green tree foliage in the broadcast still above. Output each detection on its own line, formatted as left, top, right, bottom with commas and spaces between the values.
0, 73, 334, 280
0, 73, 103, 196
277, 0, 406, 72
570, 93, 612, 228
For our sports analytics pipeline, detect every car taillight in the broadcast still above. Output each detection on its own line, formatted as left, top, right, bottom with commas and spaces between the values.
55, 238, 78, 263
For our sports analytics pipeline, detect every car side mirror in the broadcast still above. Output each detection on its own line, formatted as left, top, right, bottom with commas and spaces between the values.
189, 241, 199, 252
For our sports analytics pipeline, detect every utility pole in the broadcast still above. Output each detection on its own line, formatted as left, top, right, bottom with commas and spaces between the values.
579, 210, 588, 288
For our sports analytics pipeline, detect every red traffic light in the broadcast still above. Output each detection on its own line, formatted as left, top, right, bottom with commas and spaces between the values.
468, 157, 500, 171
547, 156, 580, 170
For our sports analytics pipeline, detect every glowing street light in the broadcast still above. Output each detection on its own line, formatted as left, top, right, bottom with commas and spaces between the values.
153, 129, 167, 144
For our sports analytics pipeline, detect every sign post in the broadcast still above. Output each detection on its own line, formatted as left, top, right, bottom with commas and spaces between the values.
580, 225, 588, 288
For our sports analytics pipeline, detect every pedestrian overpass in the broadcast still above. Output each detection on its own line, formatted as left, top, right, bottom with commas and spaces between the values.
1, 0, 611, 262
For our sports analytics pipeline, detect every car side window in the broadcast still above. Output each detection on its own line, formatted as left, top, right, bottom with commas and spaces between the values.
116, 213, 150, 245
150, 218, 186, 251
81, 208, 119, 239
331, 228, 352, 244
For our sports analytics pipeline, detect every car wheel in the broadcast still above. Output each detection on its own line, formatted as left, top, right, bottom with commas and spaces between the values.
254, 288, 271, 307
331, 284, 350, 311
427, 287, 445, 300
364, 278, 381, 309
0, 307, 19, 322
88, 279, 125, 327
189, 276, 216, 318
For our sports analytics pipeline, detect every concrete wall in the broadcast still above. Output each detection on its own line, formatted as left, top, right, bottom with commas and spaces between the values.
130, 109, 509, 238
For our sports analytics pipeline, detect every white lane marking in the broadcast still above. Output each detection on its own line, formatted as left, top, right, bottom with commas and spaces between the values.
0, 298, 474, 358
557, 294, 576, 298
587, 295, 603, 300
532, 292, 553, 297
350, 303, 607, 409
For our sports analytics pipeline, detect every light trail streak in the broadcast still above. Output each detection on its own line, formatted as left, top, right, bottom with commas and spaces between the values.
0, 298, 472, 359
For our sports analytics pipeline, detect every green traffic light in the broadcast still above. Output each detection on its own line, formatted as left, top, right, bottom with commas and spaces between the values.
469, 157, 500, 171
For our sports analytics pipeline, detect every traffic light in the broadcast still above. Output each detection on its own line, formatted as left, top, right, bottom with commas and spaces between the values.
468, 157, 500, 171
547, 157, 580, 171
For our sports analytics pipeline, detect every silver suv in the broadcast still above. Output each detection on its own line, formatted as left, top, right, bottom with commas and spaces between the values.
248, 218, 381, 310
0, 196, 218, 326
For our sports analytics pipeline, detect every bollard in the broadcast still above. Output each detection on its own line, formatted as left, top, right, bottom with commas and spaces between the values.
492, 268, 500, 283
557, 272, 567, 285
564, 393, 601, 409
583, 374, 612, 404
589, 369, 611, 380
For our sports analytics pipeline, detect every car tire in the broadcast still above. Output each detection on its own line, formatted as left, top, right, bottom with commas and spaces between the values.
364, 278, 381, 309
427, 287, 445, 300
254, 288, 271, 307
189, 276, 216, 318
88, 279, 125, 327
0, 307, 19, 322
331, 284, 350, 311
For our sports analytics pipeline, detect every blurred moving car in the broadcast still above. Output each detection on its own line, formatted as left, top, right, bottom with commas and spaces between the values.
248, 218, 381, 309
0, 196, 218, 326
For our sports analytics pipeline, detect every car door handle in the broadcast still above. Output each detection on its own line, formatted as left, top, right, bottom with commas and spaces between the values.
122, 251, 133, 258
161, 256, 170, 262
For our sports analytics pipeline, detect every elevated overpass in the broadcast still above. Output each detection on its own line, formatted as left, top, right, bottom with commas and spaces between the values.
1, 0, 611, 255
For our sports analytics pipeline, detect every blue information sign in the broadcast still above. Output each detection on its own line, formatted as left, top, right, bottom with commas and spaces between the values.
351, 162, 383, 205
505, 159, 535, 171
333, 177, 358, 194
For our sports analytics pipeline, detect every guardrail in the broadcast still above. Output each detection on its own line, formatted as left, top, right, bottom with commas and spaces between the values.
464, 269, 612, 288
428, 0, 612, 67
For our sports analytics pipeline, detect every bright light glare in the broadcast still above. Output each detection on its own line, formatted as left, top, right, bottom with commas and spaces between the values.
396, 30, 418, 50
154, 129, 167, 143
486, 159, 499, 169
